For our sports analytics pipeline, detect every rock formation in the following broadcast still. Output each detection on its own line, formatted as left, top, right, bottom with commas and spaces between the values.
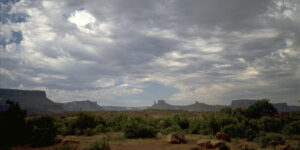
0, 88, 64, 114
58, 100, 103, 111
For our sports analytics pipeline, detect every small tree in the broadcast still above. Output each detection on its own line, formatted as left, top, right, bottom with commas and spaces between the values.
27, 116, 57, 147
123, 116, 157, 138
220, 107, 232, 115
0, 100, 29, 147
245, 99, 277, 118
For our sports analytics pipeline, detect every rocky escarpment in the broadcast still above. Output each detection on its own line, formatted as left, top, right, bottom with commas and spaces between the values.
58, 100, 103, 111
0, 88, 64, 114
151, 100, 225, 112
150, 99, 300, 112
151, 100, 180, 110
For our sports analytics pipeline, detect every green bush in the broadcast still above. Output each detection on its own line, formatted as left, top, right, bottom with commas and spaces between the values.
221, 121, 257, 139
85, 128, 96, 136
217, 114, 238, 129
89, 137, 110, 150
161, 125, 183, 135
27, 116, 57, 147
59, 126, 73, 136
258, 116, 282, 133
245, 99, 277, 119
280, 112, 300, 125
171, 114, 189, 130
205, 115, 220, 134
221, 124, 242, 138
123, 116, 157, 138
244, 128, 256, 141
282, 120, 300, 135
71, 112, 98, 130
0, 100, 29, 147
254, 133, 285, 148
106, 113, 128, 132
95, 124, 106, 133
220, 107, 232, 115
189, 118, 202, 134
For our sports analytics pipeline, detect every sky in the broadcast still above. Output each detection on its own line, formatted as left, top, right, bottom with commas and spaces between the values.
0, 0, 300, 106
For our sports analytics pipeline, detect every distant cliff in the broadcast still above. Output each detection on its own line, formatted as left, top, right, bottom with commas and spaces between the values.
0, 88, 64, 114
150, 99, 300, 112
150, 100, 225, 112
58, 100, 103, 111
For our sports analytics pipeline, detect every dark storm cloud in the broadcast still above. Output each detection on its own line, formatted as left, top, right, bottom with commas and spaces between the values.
0, 0, 299, 105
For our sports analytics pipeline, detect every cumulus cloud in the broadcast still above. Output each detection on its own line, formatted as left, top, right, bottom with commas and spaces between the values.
0, 0, 299, 106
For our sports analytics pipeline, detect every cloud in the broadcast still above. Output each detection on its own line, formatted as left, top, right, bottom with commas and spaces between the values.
0, 0, 300, 106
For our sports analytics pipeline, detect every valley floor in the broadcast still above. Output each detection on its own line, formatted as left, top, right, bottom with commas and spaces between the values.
11, 132, 299, 150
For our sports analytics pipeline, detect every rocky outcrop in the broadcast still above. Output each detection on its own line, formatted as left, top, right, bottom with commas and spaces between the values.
59, 100, 103, 111
184, 101, 225, 111
216, 132, 231, 142
0, 88, 64, 114
167, 132, 186, 144
151, 100, 225, 112
150, 99, 300, 112
152, 100, 179, 110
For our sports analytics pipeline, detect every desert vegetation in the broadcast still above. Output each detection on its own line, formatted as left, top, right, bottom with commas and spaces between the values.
1, 99, 300, 149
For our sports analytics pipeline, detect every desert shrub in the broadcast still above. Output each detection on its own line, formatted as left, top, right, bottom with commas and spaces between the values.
221, 124, 239, 138
245, 99, 277, 119
171, 114, 190, 130
191, 115, 219, 135
280, 112, 300, 126
205, 115, 220, 134
95, 124, 106, 133
247, 119, 260, 132
254, 133, 285, 148
85, 128, 96, 136
219, 143, 230, 150
217, 114, 238, 129
71, 112, 97, 130
221, 120, 258, 140
161, 124, 183, 135
59, 126, 73, 136
56, 117, 74, 135
282, 120, 300, 135
233, 107, 245, 116
0, 100, 29, 147
244, 128, 257, 141
158, 117, 173, 128
106, 113, 128, 132
220, 107, 232, 115
189, 118, 202, 134
123, 116, 157, 138
258, 116, 282, 133
27, 115, 57, 147
89, 137, 110, 150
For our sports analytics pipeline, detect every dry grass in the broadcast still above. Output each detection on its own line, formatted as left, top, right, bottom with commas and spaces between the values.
11, 132, 300, 150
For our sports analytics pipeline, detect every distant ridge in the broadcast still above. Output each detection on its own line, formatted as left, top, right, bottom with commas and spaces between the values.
150, 100, 225, 112
0, 88, 64, 114
1, 88, 300, 113
150, 99, 300, 112
58, 100, 103, 111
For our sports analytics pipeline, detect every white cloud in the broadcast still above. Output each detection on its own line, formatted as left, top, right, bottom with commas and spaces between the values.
68, 10, 96, 27
1, 0, 300, 106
